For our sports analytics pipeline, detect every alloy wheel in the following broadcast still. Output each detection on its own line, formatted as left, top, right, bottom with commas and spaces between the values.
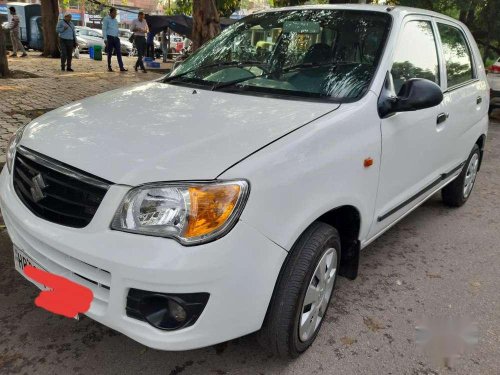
299, 247, 337, 342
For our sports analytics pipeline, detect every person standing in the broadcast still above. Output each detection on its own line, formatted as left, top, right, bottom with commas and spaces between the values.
56, 13, 77, 71
102, 7, 127, 72
161, 28, 169, 63
130, 11, 147, 73
6, 7, 27, 58
146, 31, 155, 59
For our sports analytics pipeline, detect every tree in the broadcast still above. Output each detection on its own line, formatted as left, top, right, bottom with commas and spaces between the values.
192, 0, 221, 51
41, 0, 60, 57
215, 0, 239, 17
0, 29, 9, 77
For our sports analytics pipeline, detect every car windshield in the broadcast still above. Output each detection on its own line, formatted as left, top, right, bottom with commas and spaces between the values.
168, 9, 391, 101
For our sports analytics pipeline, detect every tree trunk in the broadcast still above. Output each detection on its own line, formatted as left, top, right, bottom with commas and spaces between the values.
192, 0, 220, 52
41, 0, 60, 57
0, 29, 9, 77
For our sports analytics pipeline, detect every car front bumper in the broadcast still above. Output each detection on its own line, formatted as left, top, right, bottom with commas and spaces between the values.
0, 166, 287, 350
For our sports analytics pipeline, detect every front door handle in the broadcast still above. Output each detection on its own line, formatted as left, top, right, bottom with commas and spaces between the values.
437, 113, 448, 125
477, 96, 482, 104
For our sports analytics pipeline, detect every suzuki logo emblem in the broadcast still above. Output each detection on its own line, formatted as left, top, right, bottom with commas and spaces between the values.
30, 174, 47, 202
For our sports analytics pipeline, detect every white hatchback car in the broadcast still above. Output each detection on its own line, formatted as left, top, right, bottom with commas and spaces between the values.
0, 5, 489, 357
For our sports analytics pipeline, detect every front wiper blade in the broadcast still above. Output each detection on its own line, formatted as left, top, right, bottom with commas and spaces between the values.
211, 72, 267, 91
164, 60, 267, 83
283, 62, 336, 74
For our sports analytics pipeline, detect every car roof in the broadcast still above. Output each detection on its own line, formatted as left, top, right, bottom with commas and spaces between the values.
258, 4, 460, 25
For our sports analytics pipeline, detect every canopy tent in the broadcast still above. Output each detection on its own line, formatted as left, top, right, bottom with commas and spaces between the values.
145, 15, 236, 39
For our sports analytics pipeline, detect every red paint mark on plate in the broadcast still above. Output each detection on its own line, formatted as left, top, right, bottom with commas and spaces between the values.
24, 266, 93, 318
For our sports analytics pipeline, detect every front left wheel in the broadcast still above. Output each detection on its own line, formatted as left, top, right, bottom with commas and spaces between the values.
258, 222, 341, 358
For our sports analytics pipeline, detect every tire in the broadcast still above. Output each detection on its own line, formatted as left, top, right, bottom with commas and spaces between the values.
258, 222, 341, 358
442, 144, 480, 207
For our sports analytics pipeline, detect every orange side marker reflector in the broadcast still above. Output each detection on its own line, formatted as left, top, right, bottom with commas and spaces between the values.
364, 158, 374, 168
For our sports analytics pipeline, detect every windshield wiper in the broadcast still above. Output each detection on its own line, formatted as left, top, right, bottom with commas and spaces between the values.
164, 60, 267, 83
211, 72, 268, 91
282, 62, 337, 74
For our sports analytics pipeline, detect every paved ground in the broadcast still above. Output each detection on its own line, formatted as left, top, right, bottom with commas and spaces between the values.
0, 56, 500, 374
0, 52, 165, 164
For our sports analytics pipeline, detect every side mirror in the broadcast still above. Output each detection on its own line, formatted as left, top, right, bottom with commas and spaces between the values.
378, 77, 443, 118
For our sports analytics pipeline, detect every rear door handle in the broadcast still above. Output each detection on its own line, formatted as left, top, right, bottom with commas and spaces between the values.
477, 96, 482, 104
437, 113, 448, 124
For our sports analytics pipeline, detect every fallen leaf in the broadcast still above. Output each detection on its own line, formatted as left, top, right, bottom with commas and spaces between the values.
340, 336, 357, 346
426, 272, 442, 279
363, 317, 383, 332
470, 281, 481, 288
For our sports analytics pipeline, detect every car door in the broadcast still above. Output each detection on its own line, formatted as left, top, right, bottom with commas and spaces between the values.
368, 16, 448, 238
434, 19, 484, 170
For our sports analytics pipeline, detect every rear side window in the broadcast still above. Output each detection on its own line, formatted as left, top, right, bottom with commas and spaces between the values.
391, 21, 440, 94
437, 23, 474, 88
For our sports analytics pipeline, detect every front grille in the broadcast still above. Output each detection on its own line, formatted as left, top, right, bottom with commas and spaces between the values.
13, 146, 112, 228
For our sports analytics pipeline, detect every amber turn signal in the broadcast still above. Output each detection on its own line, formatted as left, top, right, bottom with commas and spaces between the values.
184, 184, 242, 238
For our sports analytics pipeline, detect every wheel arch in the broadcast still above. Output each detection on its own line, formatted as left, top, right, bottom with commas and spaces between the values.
260, 205, 362, 338
316, 205, 361, 280
476, 134, 486, 171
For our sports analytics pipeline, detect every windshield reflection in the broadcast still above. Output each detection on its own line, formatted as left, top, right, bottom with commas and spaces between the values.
168, 9, 392, 101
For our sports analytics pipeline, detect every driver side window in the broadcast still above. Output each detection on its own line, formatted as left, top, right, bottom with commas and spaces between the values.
391, 20, 440, 94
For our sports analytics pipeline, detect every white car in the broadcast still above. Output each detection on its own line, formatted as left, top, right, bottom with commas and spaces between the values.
0, 5, 489, 358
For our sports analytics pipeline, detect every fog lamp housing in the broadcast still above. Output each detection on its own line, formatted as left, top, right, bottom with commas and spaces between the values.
126, 289, 209, 331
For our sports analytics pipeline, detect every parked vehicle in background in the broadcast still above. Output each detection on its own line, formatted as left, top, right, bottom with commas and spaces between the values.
118, 28, 135, 56
2, 3, 42, 51
487, 65, 500, 114
1, 5, 489, 359
489, 57, 500, 73
171, 35, 184, 52
75, 26, 105, 53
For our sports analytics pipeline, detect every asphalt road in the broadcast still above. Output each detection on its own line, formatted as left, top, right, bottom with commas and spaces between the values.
1, 117, 499, 375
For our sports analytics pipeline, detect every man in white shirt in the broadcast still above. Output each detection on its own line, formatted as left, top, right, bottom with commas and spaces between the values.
130, 11, 148, 72
102, 7, 127, 72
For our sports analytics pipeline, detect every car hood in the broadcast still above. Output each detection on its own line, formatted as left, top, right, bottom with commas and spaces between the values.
20, 82, 338, 185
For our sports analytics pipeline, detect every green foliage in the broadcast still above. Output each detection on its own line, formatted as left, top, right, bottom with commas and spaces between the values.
165, 0, 193, 15
163, 0, 239, 16
216, 0, 239, 17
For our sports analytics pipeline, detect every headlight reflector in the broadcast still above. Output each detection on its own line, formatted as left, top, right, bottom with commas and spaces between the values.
6, 125, 26, 173
112, 180, 249, 245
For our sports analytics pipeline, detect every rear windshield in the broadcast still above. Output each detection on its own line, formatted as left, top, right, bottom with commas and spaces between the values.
168, 9, 392, 101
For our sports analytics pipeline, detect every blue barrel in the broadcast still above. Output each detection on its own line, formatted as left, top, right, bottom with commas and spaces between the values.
89, 46, 94, 59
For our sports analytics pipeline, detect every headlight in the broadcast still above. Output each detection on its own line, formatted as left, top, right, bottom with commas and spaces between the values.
6, 125, 26, 173
111, 180, 249, 245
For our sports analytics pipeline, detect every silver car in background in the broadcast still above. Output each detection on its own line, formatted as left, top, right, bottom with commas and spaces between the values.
75, 26, 106, 53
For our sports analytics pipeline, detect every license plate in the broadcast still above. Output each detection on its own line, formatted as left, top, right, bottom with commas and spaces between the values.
13, 246, 48, 290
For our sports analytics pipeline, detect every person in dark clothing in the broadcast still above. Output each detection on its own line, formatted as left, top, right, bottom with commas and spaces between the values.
56, 13, 77, 71
146, 31, 155, 59
130, 12, 147, 72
